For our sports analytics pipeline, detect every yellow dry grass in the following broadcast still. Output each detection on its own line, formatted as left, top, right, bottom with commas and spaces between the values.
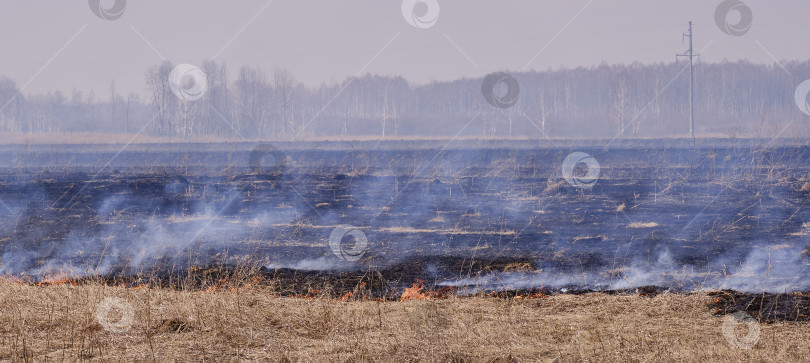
0, 280, 808, 362
627, 222, 660, 228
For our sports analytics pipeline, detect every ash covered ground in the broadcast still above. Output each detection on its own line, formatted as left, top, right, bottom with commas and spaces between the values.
1, 139, 809, 296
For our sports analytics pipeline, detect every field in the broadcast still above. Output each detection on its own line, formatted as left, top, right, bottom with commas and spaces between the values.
1, 139, 810, 361
2, 282, 810, 361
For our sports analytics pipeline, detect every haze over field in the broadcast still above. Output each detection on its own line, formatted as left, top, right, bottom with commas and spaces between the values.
0, 1, 809, 140
1, 0, 809, 95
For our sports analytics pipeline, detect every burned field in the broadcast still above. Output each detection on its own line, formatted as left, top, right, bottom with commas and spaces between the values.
1, 140, 810, 318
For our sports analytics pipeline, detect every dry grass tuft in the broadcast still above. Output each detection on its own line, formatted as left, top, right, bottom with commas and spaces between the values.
154, 318, 194, 334
627, 221, 659, 228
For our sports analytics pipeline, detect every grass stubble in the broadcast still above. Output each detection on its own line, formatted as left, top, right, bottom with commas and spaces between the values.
0, 278, 809, 362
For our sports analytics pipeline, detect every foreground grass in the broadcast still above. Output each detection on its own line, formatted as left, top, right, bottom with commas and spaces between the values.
0, 281, 809, 362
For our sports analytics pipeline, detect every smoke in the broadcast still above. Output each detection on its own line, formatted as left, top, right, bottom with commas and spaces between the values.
265, 257, 356, 271
0, 174, 307, 278
440, 243, 810, 294
0, 143, 808, 294
718, 244, 810, 292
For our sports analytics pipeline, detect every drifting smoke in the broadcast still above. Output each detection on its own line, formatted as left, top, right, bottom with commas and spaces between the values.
442, 243, 810, 294
0, 141, 808, 294
0, 170, 304, 277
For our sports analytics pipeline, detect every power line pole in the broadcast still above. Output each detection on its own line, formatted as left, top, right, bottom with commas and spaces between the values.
677, 21, 699, 143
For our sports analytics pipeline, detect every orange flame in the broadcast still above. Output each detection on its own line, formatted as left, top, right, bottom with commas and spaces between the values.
35, 272, 79, 286
339, 281, 369, 302
339, 291, 353, 301
511, 292, 548, 300
401, 281, 430, 301
204, 278, 232, 293
400, 280, 454, 301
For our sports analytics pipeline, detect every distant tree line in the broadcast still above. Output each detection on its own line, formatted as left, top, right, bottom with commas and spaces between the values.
1, 59, 809, 140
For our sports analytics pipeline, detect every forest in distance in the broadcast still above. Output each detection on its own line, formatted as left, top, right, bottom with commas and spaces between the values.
0, 59, 809, 141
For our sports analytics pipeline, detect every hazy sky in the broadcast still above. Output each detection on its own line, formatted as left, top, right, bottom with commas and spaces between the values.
0, 0, 808, 98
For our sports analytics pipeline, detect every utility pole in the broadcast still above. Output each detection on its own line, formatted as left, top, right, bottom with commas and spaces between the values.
677, 21, 699, 143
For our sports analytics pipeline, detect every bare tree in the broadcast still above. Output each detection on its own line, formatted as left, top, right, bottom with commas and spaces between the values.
274, 68, 295, 137
145, 60, 175, 136
0, 77, 22, 132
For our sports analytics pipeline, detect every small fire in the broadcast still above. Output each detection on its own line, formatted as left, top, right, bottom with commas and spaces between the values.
116, 282, 149, 289
401, 281, 429, 301
339, 291, 353, 301
35, 272, 79, 287
134, 283, 150, 290
510, 292, 548, 300
400, 280, 454, 301
339, 281, 368, 302
205, 278, 232, 293
293, 289, 322, 300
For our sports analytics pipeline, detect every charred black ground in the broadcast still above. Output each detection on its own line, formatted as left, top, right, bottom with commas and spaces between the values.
19, 260, 810, 323
1, 140, 810, 309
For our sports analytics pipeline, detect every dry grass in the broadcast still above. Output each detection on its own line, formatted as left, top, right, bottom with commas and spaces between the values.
1, 280, 809, 362
626, 222, 660, 228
